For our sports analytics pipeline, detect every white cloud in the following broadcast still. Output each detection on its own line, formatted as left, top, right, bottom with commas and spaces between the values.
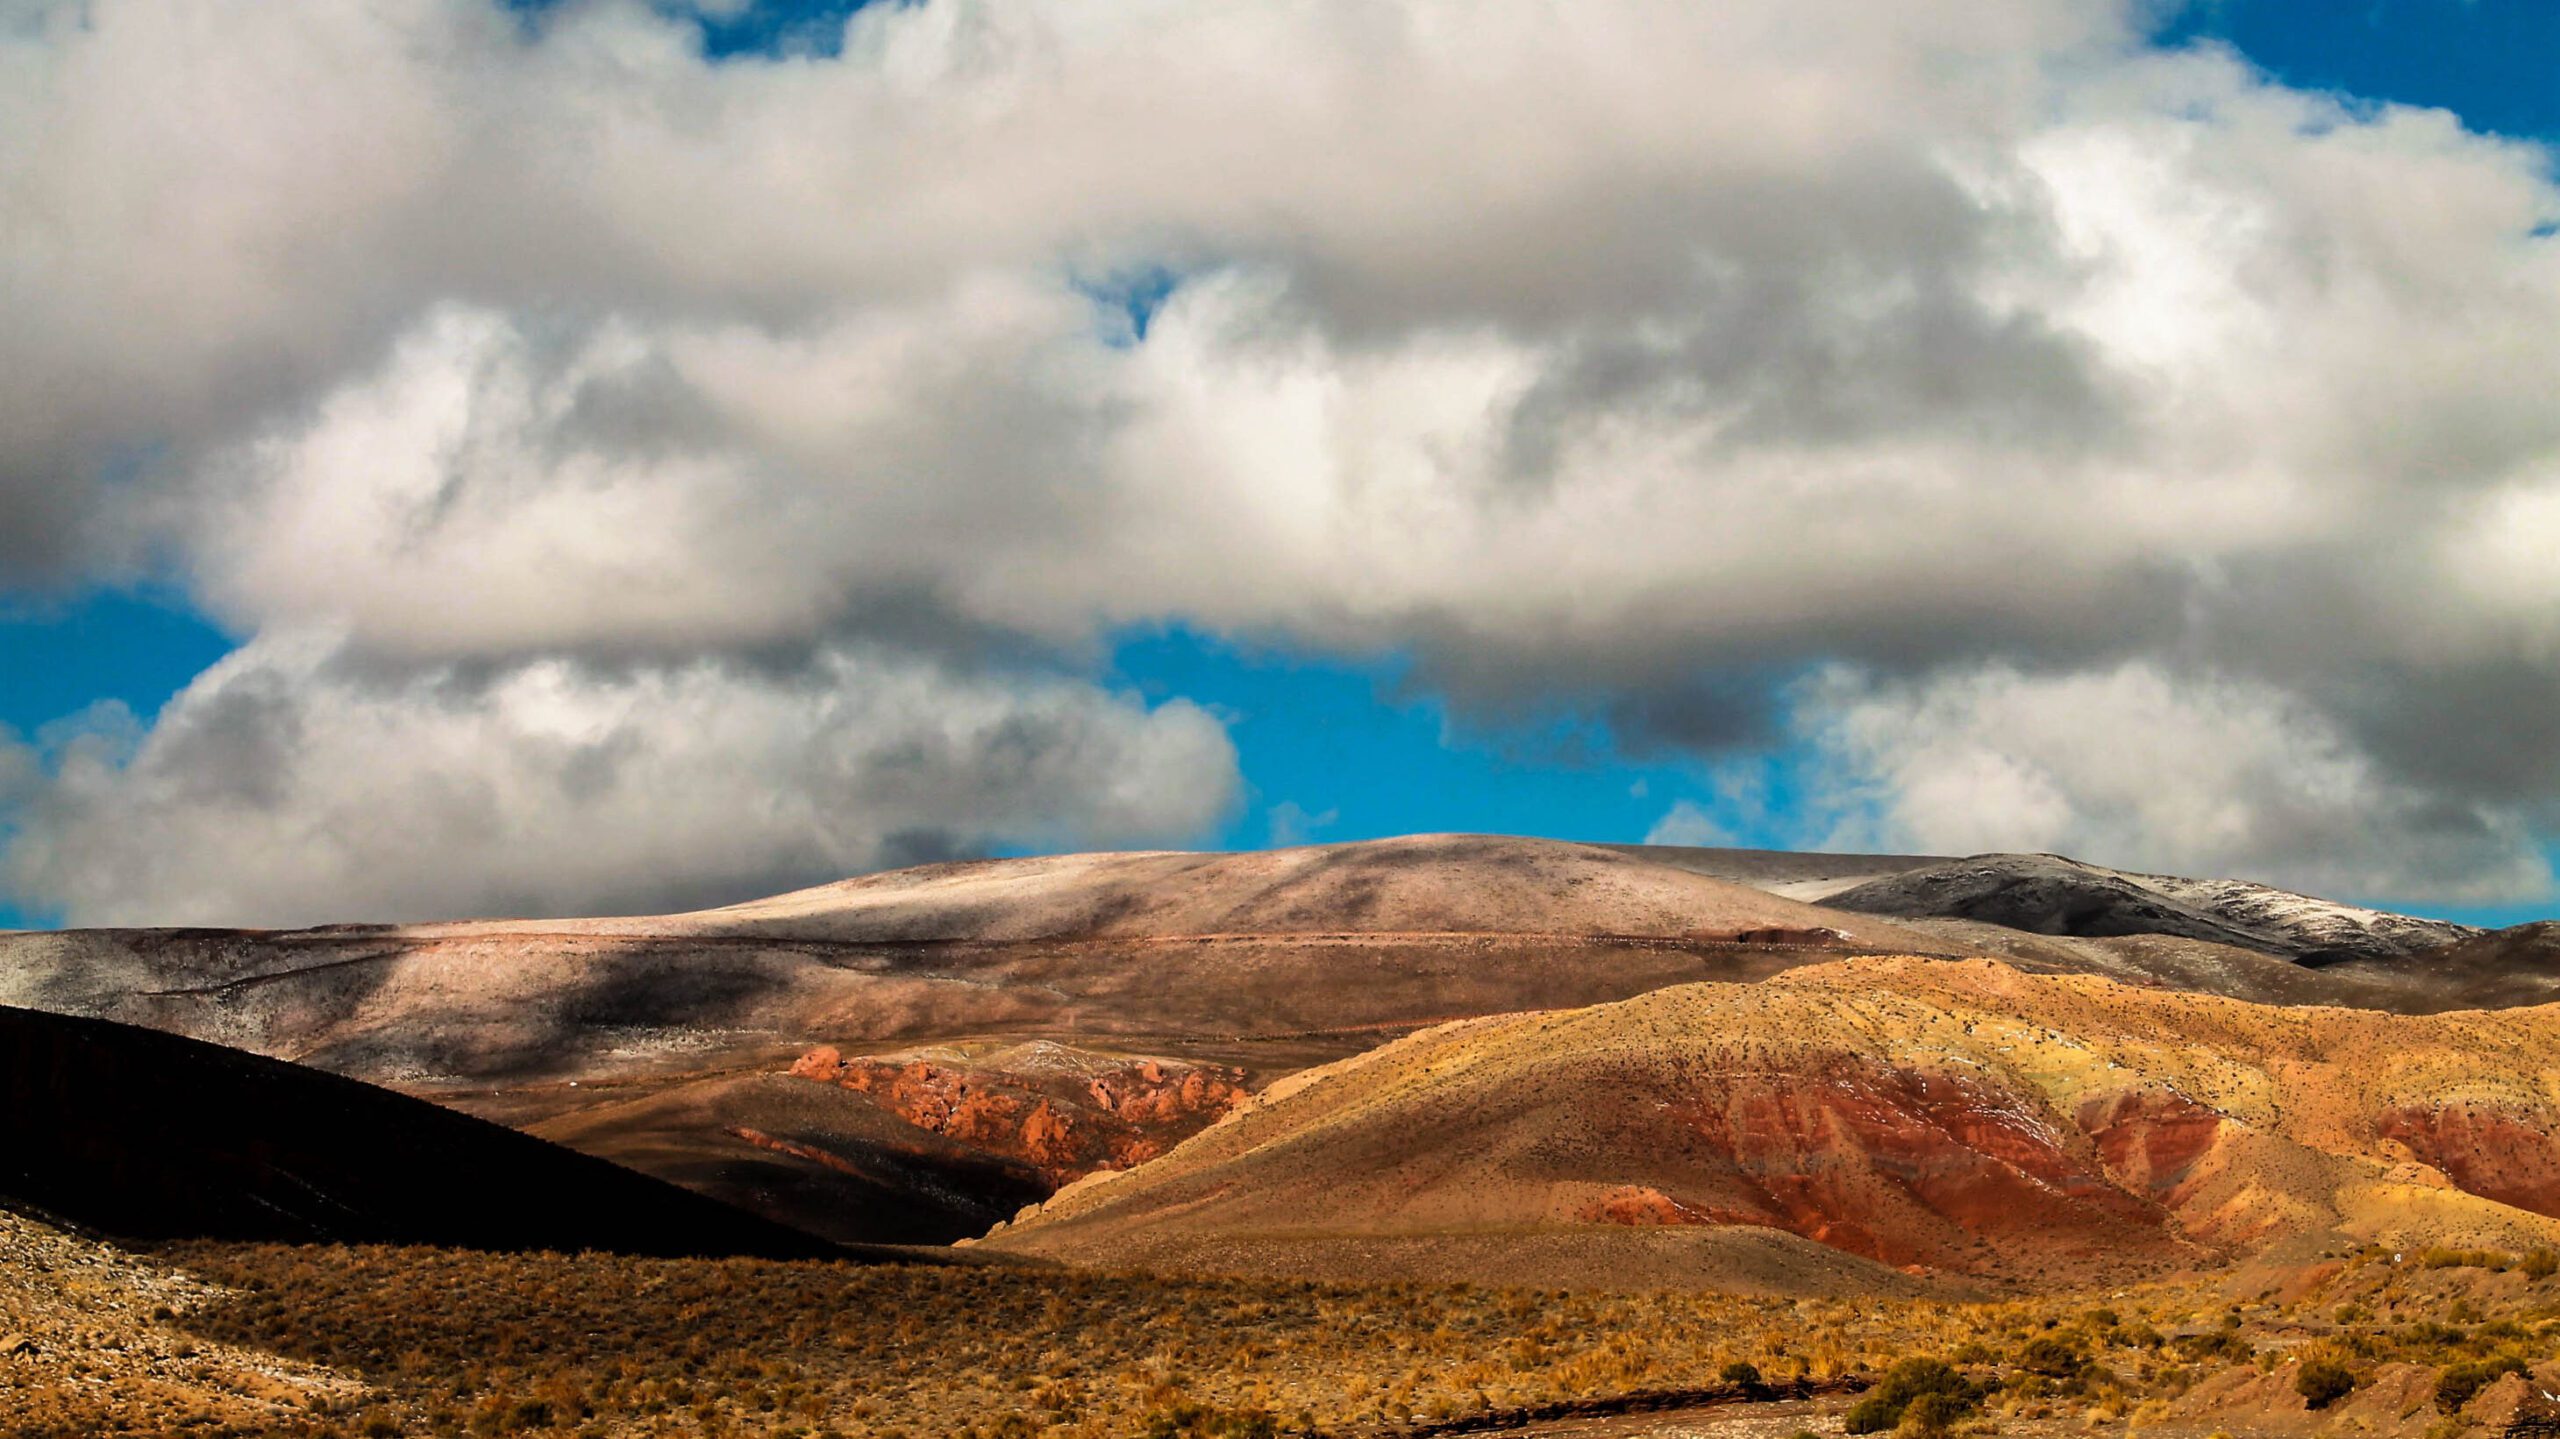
1795, 661, 2552, 902
2, 0, 2558, 912
1, 634, 1237, 926
1643, 800, 1733, 849
1264, 800, 1339, 848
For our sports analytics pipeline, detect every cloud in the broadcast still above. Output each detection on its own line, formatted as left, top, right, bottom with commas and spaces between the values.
4, 0, 2559, 912
1264, 800, 1339, 848
0, 635, 1238, 926
1793, 661, 2553, 902
1643, 800, 1734, 849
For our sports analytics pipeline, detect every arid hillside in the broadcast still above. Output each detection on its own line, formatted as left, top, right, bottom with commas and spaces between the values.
986, 957, 2560, 1293
0, 837, 1963, 1241
2, 835, 2541, 1248
0, 836, 1944, 1083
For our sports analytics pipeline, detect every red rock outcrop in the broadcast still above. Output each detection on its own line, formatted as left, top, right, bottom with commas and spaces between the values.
1664, 1060, 2182, 1273
2076, 1088, 2223, 1202
786, 1045, 1247, 1183
2377, 1101, 2560, 1218
1577, 1185, 1711, 1226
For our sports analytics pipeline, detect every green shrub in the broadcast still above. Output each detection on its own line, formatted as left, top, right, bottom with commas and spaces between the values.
2017, 1335, 2086, 1378
2295, 1359, 2357, 1410
2435, 1356, 2529, 1415
1843, 1358, 1980, 1436
2176, 1330, 2254, 1364
1898, 1390, 1972, 1436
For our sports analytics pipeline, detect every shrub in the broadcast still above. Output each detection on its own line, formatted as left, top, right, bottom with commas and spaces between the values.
2435, 1356, 2529, 1415
1898, 1390, 1971, 1437
2176, 1330, 2254, 1364
2017, 1335, 2086, 1379
2524, 1249, 2558, 1281
2295, 1359, 2357, 1410
1720, 1361, 1765, 1389
1844, 1358, 1980, 1435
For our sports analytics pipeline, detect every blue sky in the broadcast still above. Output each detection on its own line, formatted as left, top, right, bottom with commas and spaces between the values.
4, 0, 2557, 929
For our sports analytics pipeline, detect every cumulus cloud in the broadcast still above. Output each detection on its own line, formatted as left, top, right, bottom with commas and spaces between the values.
0, 636, 1237, 926
4, 0, 2560, 914
1794, 662, 2553, 903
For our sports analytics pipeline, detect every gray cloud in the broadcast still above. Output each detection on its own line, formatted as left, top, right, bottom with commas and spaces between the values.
3, 0, 2558, 913
1, 636, 1237, 926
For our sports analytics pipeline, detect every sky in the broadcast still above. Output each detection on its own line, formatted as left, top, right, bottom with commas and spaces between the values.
2, 0, 2557, 929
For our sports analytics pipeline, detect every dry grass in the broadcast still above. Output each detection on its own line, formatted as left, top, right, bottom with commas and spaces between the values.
9, 1231, 2559, 1439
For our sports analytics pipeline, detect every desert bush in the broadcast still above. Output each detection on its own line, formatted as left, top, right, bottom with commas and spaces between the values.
1845, 1358, 1981, 1435
2525, 1250, 2558, 1281
2295, 1359, 2357, 1409
1898, 1389, 1972, 1437
2015, 1335, 2085, 1379
2435, 1355, 2529, 1414
1720, 1361, 1765, 1389
2418, 1247, 2511, 1272
2176, 1330, 2254, 1364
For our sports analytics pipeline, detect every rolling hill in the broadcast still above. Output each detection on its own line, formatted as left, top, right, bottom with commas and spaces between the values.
984, 956, 2560, 1293
1, 834, 2542, 1248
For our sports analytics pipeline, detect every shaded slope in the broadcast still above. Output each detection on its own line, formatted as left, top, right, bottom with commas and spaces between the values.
1823, 854, 2472, 962
986, 958, 2560, 1291
1603, 843, 1946, 900
0, 1005, 845, 1257
2335, 921, 2560, 1012
515, 1071, 1054, 1247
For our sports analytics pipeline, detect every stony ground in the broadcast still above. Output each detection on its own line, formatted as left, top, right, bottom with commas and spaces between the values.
0, 1208, 362, 1436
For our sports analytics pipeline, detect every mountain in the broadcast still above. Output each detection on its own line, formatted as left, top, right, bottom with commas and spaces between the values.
0, 835, 1943, 1083
983, 956, 2560, 1293
0, 834, 2537, 1248
1820, 852, 2474, 962
2341, 920, 2560, 1011
0, 1003, 849, 1257
0, 836, 1966, 1241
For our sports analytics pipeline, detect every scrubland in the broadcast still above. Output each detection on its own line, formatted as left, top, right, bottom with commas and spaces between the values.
8, 1237, 2556, 1439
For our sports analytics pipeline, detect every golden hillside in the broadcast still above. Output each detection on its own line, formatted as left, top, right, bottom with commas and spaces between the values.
986, 957, 2560, 1292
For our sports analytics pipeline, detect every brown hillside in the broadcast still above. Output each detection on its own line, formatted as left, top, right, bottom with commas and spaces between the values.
985, 957, 2560, 1292
1, 835, 2532, 1248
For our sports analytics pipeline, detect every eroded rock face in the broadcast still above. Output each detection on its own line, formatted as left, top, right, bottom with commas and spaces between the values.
2076, 1089, 2223, 1202
786, 1044, 1248, 1183
1656, 1059, 2188, 1275
1576, 1185, 1709, 1226
2377, 1101, 2560, 1218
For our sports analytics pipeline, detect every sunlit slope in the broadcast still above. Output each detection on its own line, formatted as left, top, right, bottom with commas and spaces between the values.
988, 957, 2560, 1291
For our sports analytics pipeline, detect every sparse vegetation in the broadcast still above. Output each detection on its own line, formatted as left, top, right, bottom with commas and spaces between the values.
4, 1217, 2559, 1438
1842, 1358, 1983, 1435
2295, 1357, 2358, 1409
2420, 1247, 2516, 1272
2436, 1355, 2530, 1414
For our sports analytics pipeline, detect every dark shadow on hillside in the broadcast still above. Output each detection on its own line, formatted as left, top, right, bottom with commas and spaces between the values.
0, 1005, 844, 1258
